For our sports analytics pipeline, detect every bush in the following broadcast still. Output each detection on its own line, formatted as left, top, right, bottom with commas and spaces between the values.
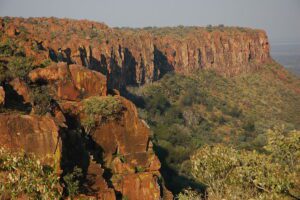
176, 189, 201, 200
0, 42, 13, 56
190, 129, 300, 199
0, 148, 62, 199
7, 57, 35, 81
82, 96, 123, 133
145, 93, 170, 115
0, 63, 9, 82
30, 85, 52, 115
63, 167, 82, 199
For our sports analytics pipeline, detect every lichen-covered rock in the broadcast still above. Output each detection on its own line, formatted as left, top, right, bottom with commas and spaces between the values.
0, 86, 4, 106
0, 113, 61, 167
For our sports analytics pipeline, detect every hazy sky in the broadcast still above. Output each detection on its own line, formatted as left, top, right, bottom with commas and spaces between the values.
0, 0, 300, 43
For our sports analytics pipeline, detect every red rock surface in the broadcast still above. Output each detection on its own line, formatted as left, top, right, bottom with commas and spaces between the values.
0, 17, 270, 90
59, 95, 167, 199
0, 86, 4, 106
29, 62, 107, 100
9, 78, 31, 103
0, 113, 61, 167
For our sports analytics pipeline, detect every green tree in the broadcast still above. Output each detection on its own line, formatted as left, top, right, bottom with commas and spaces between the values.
190, 129, 300, 199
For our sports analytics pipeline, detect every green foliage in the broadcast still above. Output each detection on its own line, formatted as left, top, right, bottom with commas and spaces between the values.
264, 127, 300, 170
0, 41, 13, 56
0, 56, 35, 82
176, 189, 201, 200
190, 129, 300, 199
30, 85, 52, 115
38, 59, 52, 68
51, 31, 57, 39
7, 56, 35, 81
135, 166, 146, 173
0, 62, 8, 83
128, 66, 300, 192
63, 166, 82, 199
0, 39, 25, 57
0, 148, 62, 199
82, 96, 123, 133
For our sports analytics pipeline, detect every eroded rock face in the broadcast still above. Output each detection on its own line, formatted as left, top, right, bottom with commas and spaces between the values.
0, 17, 271, 91
0, 113, 61, 167
59, 95, 167, 199
89, 97, 164, 199
9, 78, 31, 103
0, 86, 4, 106
29, 62, 107, 100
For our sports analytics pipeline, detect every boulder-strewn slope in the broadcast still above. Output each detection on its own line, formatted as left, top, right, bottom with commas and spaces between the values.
0, 61, 171, 199
0, 17, 270, 91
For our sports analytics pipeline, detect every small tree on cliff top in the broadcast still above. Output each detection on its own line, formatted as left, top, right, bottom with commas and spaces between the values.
82, 95, 123, 134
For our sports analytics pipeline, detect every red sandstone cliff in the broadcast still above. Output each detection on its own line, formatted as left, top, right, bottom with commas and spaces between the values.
0, 61, 171, 199
0, 17, 270, 90
0, 17, 272, 199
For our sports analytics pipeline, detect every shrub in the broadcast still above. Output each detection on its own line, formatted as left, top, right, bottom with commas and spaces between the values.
0, 63, 9, 82
176, 189, 201, 200
0, 148, 62, 199
30, 85, 52, 115
7, 57, 35, 81
82, 96, 123, 133
190, 129, 300, 199
0, 42, 13, 56
63, 167, 82, 199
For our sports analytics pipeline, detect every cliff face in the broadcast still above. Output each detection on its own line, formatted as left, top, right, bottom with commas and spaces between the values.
0, 17, 270, 90
0, 17, 271, 199
0, 62, 171, 199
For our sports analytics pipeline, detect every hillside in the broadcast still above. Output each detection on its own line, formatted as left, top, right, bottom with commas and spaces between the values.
128, 62, 300, 195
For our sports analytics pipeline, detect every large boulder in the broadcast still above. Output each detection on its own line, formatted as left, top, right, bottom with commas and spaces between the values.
0, 113, 61, 168
112, 173, 162, 200
0, 86, 4, 106
29, 63, 107, 101
90, 96, 149, 157
69, 64, 107, 98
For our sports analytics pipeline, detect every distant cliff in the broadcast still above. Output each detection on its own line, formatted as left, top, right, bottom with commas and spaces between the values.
0, 17, 270, 90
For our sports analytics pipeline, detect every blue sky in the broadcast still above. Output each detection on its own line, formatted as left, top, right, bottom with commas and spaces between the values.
0, 0, 300, 43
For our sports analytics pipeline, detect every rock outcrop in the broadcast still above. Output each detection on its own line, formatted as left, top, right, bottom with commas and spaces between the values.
0, 113, 61, 167
59, 94, 166, 199
0, 60, 170, 199
9, 78, 31, 103
0, 17, 271, 91
29, 62, 107, 101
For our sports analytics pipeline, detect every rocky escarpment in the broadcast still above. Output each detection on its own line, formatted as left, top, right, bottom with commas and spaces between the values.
0, 62, 171, 199
0, 17, 270, 91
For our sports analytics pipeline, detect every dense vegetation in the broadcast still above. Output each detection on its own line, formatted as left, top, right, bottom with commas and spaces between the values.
0, 148, 62, 199
178, 128, 299, 200
128, 63, 300, 193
